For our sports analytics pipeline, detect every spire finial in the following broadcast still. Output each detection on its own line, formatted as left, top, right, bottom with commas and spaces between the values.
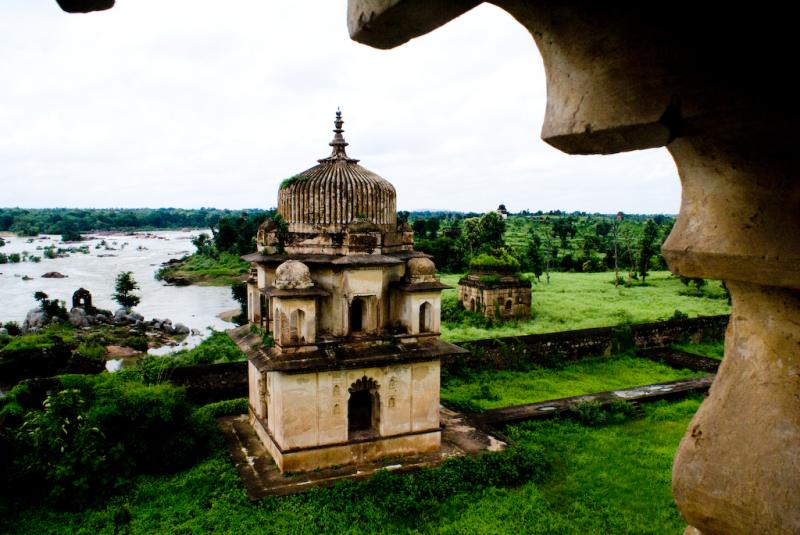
320, 108, 359, 163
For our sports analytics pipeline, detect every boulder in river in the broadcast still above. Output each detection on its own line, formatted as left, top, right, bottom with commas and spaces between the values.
22, 308, 48, 333
68, 307, 90, 328
173, 323, 190, 335
41, 272, 67, 278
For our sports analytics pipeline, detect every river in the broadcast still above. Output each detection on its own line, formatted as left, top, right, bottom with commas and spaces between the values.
0, 230, 238, 364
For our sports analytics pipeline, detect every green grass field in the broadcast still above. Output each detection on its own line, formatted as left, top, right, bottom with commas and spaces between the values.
672, 340, 725, 360
440, 271, 730, 342
441, 354, 706, 411
1, 396, 702, 534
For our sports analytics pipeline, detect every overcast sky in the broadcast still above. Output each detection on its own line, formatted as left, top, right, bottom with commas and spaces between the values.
0, 1, 680, 214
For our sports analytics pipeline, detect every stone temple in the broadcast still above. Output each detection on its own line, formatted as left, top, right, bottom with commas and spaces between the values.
241, 111, 466, 473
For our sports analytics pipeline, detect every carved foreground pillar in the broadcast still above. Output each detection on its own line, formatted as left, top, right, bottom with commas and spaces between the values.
347, 1, 799, 533
665, 135, 800, 533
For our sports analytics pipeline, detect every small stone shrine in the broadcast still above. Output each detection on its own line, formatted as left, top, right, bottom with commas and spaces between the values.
240, 111, 466, 473
458, 261, 532, 321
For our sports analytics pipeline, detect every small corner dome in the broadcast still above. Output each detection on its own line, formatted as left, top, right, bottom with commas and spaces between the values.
273, 260, 313, 290
406, 257, 436, 282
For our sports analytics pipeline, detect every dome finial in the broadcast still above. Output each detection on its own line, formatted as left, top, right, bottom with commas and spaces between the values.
321, 108, 358, 162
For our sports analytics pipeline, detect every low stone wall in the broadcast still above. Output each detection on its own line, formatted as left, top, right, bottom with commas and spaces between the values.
7, 316, 728, 404
168, 315, 729, 403
444, 315, 729, 372
168, 361, 249, 404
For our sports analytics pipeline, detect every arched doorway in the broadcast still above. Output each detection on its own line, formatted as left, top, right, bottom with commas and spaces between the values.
419, 301, 432, 332
348, 376, 380, 438
350, 297, 364, 334
290, 309, 305, 343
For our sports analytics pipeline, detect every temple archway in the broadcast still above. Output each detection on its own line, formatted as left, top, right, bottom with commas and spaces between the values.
348, 376, 380, 438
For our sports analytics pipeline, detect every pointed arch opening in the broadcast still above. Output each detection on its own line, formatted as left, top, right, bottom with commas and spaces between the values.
348, 376, 380, 439
290, 309, 306, 343
419, 301, 432, 333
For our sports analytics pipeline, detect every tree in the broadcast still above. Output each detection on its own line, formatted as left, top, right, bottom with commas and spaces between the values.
524, 239, 544, 281
461, 217, 481, 255
477, 211, 506, 251
113, 271, 141, 309
551, 218, 577, 248
637, 219, 659, 283
34, 291, 67, 319
191, 233, 215, 257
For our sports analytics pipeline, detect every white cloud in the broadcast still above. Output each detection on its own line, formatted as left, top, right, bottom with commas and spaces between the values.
0, 1, 679, 214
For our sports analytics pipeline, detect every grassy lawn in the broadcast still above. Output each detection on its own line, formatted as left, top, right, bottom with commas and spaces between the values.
672, 340, 725, 360
441, 354, 706, 411
1, 396, 701, 534
155, 252, 249, 286
439, 270, 730, 342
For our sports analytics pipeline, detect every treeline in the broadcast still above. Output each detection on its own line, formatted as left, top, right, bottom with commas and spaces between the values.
0, 208, 270, 236
412, 211, 676, 280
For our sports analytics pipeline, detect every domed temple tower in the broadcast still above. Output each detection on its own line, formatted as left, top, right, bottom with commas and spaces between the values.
240, 111, 466, 472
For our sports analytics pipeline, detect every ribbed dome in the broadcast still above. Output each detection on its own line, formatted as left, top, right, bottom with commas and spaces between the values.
278, 111, 397, 231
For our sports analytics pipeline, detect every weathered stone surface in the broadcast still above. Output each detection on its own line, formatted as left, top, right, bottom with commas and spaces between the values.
68, 307, 90, 328
173, 323, 190, 335
22, 308, 48, 332
41, 271, 66, 278
672, 283, 800, 534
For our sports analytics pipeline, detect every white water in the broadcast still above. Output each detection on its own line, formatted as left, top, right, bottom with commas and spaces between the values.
0, 230, 238, 366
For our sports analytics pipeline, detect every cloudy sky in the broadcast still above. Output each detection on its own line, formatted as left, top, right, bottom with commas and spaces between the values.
0, 1, 680, 214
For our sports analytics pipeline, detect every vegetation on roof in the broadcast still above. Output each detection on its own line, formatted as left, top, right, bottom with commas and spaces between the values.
279, 174, 307, 189
469, 251, 521, 273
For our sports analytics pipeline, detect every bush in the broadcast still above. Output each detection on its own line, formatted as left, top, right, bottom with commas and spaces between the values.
315, 442, 550, 523
74, 343, 107, 361
569, 400, 607, 426
34, 291, 67, 321
135, 331, 246, 384
196, 397, 248, 419
3, 321, 21, 336
568, 399, 636, 426
0, 373, 219, 506
469, 251, 521, 273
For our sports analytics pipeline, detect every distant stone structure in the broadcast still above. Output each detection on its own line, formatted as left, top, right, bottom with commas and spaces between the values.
240, 111, 466, 473
71, 287, 94, 312
495, 204, 509, 219
458, 270, 531, 321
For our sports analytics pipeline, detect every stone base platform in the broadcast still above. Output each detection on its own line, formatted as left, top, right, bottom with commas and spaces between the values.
219, 406, 506, 500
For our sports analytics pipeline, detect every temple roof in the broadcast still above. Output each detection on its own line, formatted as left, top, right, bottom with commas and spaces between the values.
277, 110, 397, 231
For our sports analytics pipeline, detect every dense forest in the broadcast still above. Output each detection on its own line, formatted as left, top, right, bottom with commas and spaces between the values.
409, 210, 674, 279
0, 208, 269, 237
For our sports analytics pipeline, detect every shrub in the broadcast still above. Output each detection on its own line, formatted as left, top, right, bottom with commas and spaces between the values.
469, 251, 521, 273
314, 442, 550, 523
196, 397, 248, 419
568, 399, 636, 426
569, 400, 607, 426
75, 343, 107, 361
671, 309, 689, 321
136, 331, 246, 384
0, 373, 219, 506
279, 174, 306, 189
34, 291, 68, 320
3, 321, 21, 336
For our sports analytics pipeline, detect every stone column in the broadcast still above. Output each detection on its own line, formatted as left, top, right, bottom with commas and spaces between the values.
664, 134, 800, 534
347, 1, 799, 532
